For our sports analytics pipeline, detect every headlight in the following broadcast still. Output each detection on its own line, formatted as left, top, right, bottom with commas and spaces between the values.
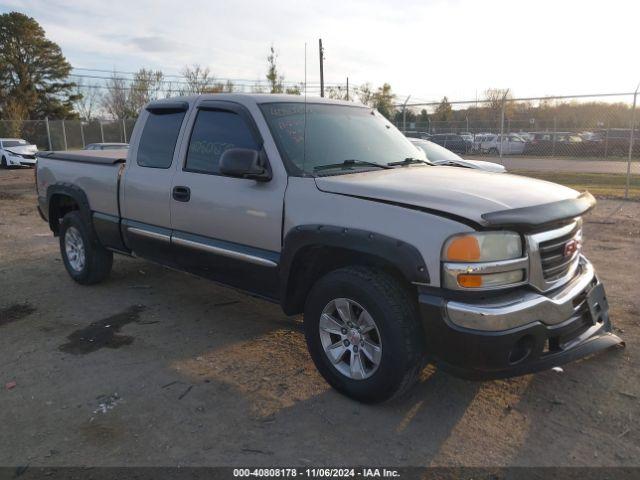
442, 232, 527, 290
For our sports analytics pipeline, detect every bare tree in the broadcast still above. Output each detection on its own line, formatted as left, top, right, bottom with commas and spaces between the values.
266, 45, 284, 94
73, 80, 102, 120
326, 85, 349, 100
128, 69, 164, 113
181, 64, 215, 94
356, 83, 374, 106
102, 71, 129, 119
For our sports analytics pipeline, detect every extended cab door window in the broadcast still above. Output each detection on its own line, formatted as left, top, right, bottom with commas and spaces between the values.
184, 110, 259, 175
137, 111, 187, 168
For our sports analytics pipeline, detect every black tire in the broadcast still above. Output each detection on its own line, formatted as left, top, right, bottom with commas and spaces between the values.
59, 211, 113, 285
488, 147, 499, 155
1, 156, 7, 169
303, 266, 426, 403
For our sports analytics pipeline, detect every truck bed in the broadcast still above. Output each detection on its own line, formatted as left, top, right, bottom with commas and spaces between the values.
36, 150, 126, 218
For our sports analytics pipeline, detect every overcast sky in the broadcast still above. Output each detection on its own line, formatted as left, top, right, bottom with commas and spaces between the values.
4, 0, 639, 103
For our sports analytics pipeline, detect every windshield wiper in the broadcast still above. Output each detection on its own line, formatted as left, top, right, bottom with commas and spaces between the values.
313, 159, 392, 172
387, 157, 434, 167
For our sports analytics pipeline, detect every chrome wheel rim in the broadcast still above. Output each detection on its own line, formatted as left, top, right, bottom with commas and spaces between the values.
64, 227, 85, 272
319, 298, 382, 380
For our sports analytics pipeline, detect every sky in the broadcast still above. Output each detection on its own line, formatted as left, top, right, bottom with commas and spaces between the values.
3, 0, 640, 104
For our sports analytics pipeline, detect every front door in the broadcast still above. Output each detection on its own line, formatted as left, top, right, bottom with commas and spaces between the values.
169, 100, 286, 299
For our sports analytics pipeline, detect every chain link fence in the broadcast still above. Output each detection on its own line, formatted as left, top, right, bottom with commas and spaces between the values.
1, 90, 638, 199
0, 118, 137, 151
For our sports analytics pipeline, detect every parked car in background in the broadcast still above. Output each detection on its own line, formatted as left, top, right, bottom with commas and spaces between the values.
0, 138, 38, 168
84, 143, 129, 150
516, 132, 534, 142
459, 132, 474, 144
402, 131, 431, 140
524, 132, 590, 156
472, 133, 492, 153
480, 134, 526, 155
591, 129, 640, 156
409, 139, 506, 173
429, 133, 469, 154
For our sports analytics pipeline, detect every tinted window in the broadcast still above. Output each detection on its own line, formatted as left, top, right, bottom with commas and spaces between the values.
185, 110, 259, 175
137, 111, 186, 168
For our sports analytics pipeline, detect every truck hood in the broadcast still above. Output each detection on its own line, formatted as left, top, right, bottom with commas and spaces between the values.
314, 166, 583, 228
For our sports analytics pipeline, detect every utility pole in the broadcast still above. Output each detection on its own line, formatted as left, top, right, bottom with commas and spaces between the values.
346, 77, 349, 101
319, 39, 324, 98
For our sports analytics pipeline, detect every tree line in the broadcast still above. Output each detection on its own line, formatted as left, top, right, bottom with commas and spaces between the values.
0, 11, 635, 134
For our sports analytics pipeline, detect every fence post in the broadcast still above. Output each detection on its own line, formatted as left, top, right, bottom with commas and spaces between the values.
626, 83, 639, 199
61, 120, 68, 150
80, 122, 85, 148
122, 118, 128, 143
552, 116, 557, 156
402, 95, 411, 133
45, 117, 52, 151
100, 122, 105, 143
499, 90, 509, 160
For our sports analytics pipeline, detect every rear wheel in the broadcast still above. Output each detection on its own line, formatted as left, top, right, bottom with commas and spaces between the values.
304, 266, 426, 403
59, 211, 113, 284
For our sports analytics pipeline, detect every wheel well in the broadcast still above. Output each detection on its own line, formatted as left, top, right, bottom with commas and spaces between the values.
48, 194, 80, 235
282, 245, 417, 315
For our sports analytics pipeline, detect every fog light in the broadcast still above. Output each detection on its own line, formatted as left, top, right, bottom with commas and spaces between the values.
508, 335, 534, 365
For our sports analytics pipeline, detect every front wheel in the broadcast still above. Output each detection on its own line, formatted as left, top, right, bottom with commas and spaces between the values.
59, 211, 113, 284
1, 156, 7, 169
304, 266, 426, 403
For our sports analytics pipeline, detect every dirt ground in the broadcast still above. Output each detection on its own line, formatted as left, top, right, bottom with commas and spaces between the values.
1, 167, 639, 468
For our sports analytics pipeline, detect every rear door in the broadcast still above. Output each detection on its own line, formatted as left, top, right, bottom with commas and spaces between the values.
169, 99, 286, 299
121, 102, 190, 264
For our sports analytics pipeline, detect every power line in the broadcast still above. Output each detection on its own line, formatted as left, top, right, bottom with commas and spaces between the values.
70, 69, 351, 88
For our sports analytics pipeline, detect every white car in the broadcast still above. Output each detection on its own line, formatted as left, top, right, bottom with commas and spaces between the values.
1, 138, 38, 168
480, 134, 526, 155
410, 138, 506, 173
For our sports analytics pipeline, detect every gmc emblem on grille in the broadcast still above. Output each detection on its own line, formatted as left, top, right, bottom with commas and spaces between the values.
564, 239, 580, 258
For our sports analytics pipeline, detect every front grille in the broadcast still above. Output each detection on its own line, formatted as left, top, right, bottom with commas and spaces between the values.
538, 224, 581, 281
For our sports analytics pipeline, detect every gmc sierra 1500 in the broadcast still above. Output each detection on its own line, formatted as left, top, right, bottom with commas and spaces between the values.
35, 94, 622, 402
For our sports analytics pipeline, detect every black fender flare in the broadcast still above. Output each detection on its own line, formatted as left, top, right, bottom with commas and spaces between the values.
279, 224, 430, 313
46, 183, 92, 235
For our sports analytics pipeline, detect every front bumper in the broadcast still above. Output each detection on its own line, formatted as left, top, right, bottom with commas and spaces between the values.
5, 153, 36, 166
419, 257, 623, 379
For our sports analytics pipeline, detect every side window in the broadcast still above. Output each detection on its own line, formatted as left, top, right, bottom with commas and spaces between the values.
137, 111, 186, 168
185, 109, 259, 175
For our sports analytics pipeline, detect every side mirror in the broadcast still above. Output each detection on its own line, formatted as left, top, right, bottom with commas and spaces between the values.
219, 148, 272, 182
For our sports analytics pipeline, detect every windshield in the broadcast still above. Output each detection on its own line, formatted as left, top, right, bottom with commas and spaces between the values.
260, 102, 425, 174
411, 140, 462, 162
2, 140, 27, 147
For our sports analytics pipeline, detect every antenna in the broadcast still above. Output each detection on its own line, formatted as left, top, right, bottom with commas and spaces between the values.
303, 42, 308, 175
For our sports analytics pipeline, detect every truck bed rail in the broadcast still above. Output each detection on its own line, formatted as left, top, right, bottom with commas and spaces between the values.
36, 150, 127, 165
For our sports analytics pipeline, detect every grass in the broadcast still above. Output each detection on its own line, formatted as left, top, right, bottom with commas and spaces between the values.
511, 170, 640, 200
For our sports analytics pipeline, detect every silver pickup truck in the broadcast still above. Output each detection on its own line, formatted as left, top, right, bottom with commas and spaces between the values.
35, 94, 622, 402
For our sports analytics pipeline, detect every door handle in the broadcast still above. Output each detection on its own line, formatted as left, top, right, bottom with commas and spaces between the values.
172, 186, 191, 202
